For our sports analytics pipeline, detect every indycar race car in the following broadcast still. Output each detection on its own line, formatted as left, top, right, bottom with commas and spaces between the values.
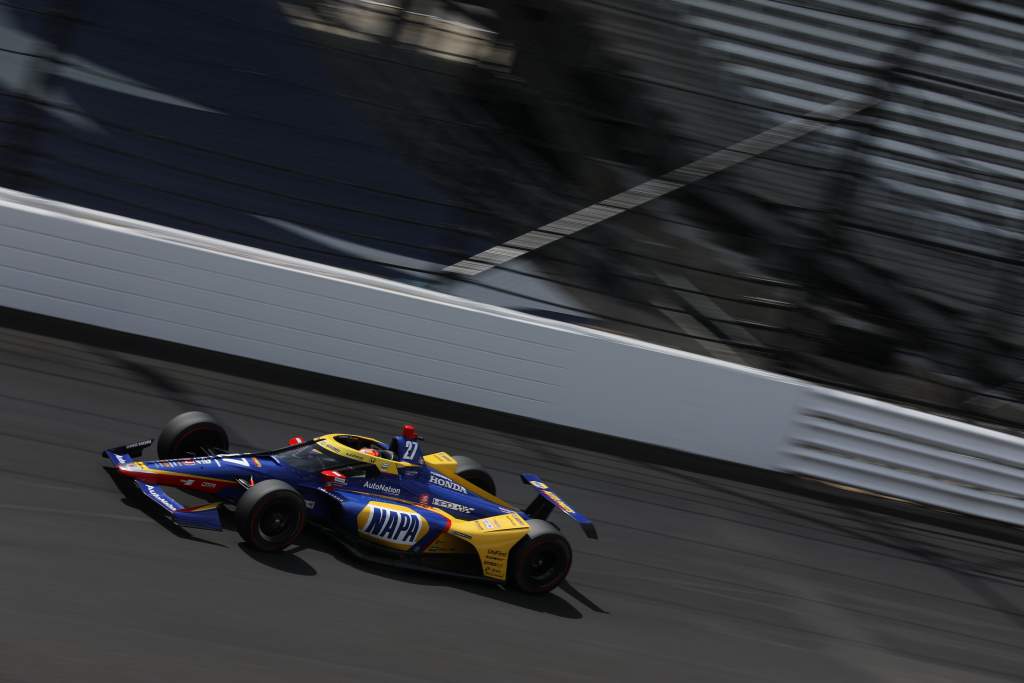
102, 412, 596, 593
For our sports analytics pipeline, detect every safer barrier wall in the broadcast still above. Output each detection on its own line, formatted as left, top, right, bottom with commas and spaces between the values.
781, 387, 1024, 526
4, 189, 1024, 525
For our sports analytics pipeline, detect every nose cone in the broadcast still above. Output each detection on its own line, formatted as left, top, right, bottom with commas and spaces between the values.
117, 456, 246, 493
116, 460, 146, 477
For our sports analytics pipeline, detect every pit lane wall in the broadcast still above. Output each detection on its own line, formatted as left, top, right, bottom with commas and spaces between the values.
3, 189, 1024, 526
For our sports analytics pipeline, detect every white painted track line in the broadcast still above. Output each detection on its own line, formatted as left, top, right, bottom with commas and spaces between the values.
443, 97, 874, 276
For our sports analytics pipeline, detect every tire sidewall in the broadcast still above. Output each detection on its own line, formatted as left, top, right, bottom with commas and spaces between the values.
509, 533, 572, 594
157, 411, 229, 460
236, 480, 306, 552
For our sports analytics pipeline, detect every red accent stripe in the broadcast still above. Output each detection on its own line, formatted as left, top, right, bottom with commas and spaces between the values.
117, 467, 234, 492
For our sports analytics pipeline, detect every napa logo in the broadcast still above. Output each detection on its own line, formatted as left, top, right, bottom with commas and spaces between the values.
357, 502, 428, 549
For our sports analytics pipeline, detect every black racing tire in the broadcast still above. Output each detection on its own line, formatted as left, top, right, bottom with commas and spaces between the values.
507, 521, 572, 594
157, 411, 229, 460
452, 455, 496, 495
236, 480, 306, 552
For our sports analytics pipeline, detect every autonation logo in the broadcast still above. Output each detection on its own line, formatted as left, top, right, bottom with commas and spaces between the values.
145, 485, 176, 511
363, 481, 401, 497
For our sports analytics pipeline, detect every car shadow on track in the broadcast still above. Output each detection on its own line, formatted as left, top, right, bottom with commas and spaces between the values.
559, 580, 609, 614
266, 529, 588, 619
149, 507, 598, 617
239, 542, 318, 576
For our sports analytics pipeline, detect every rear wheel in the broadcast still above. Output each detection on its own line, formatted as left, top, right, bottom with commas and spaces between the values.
507, 522, 572, 594
452, 455, 496, 495
236, 480, 306, 552
157, 411, 229, 460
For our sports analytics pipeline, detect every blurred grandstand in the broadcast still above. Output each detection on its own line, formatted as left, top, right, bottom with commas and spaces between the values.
2, 0, 1024, 429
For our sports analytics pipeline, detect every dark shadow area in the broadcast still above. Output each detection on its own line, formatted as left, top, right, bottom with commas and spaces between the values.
19, 305, 1024, 552
559, 579, 608, 614
283, 528, 583, 618
840, 504, 1024, 631
514, 308, 603, 327
0, 0, 494, 282
114, 495, 227, 547
647, 460, 1024, 607
94, 347, 259, 447
240, 541, 318, 576
802, 501, 1024, 679
96, 349, 195, 406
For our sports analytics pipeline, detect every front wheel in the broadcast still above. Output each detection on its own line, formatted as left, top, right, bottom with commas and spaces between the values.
236, 480, 306, 552
507, 529, 572, 594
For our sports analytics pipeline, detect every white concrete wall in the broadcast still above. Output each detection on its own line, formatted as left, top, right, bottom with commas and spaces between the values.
0, 189, 805, 468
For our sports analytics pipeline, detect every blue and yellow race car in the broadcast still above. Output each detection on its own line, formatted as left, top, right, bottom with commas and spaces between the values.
103, 412, 596, 593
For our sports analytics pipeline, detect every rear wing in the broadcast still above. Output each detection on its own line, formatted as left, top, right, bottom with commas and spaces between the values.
520, 473, 597, 539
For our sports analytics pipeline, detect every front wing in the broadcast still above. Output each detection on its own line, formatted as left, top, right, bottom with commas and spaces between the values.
103, 441, 223, 531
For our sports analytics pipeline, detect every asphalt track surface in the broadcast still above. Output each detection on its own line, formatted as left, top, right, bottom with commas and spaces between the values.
2, 313, 1024, 683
